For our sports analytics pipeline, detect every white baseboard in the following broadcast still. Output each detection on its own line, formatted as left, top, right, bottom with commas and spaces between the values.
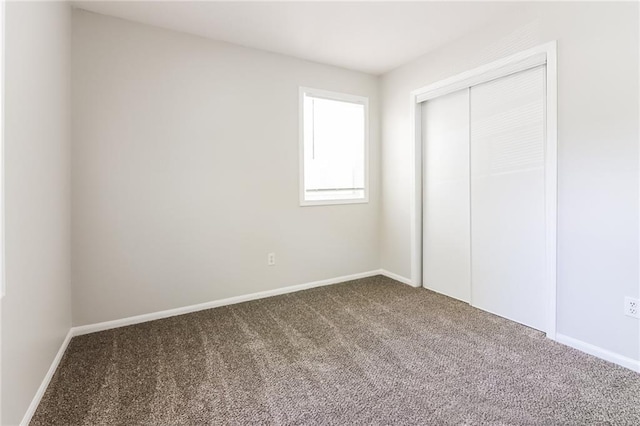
73, 270, 383, 336
379, 269, 417, 287
555, 333, 640, 373
19, 277, 640, 426
20, 329, 74, 426
20, 271, 387, 424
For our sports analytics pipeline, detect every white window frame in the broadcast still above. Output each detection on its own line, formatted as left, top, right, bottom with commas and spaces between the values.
298, 87, 369, 207
0, 0, 5, 300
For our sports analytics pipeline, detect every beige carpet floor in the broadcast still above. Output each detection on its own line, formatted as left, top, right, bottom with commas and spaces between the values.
32, 275, 640, 425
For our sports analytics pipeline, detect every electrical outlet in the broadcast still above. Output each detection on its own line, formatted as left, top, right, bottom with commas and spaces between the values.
267, 253, 276, 266
624, 297, 640, 319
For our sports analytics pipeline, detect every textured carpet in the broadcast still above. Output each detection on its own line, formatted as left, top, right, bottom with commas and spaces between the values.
32, 276, 640, 425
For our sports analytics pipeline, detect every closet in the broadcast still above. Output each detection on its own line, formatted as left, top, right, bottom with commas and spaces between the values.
421, 56, 552, 333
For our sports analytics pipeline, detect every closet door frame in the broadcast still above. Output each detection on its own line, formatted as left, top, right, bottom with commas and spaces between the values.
409, 41, 558, 339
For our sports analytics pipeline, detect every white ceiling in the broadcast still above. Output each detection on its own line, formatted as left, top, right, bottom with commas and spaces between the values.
72, 1, 520, 75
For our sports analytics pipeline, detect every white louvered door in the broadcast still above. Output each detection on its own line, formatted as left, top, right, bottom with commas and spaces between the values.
422, 65, 547, 331
469, 66, 547, 331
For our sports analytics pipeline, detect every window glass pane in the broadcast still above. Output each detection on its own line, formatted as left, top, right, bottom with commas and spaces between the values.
303, 93, 366, 203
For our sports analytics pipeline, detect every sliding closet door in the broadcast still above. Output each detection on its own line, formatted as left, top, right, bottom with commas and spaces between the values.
422, 89, 470, 302
470, 66, 546, 331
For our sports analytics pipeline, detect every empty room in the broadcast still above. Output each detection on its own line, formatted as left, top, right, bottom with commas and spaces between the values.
1, 0, 640, 424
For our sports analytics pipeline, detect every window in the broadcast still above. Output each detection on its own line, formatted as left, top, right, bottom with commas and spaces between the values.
299, 87, 368, 206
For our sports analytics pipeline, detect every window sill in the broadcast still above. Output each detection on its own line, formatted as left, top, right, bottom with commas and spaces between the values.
300, 198, 369, 207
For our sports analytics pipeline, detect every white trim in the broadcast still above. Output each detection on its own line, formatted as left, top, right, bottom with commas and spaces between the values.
299, 87, 368, 107
19, 274, 640, 425
379, 269, 417, 287
73, 270, 382, 336
544, 43, 558, 340
299, 197, 369, 207
298, 86, 369, 207
72, 269, 419, 337
555, 333, 640, 373
409, 91, 422, 287
410, 41, 558, 337
0, 0, 5, 301
20, 329, 74, 426
638, 0, 640, 369
415, 52, 546, 103
22, 271, 398, 423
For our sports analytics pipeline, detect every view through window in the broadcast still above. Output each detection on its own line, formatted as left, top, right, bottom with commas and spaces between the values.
300, 88, 368, 205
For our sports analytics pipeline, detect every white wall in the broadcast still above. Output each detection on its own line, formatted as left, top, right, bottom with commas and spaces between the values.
381, 2, 639, 360
0, 3, 636, 422
0, 1, 72, 424
71, 11, 380, 326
